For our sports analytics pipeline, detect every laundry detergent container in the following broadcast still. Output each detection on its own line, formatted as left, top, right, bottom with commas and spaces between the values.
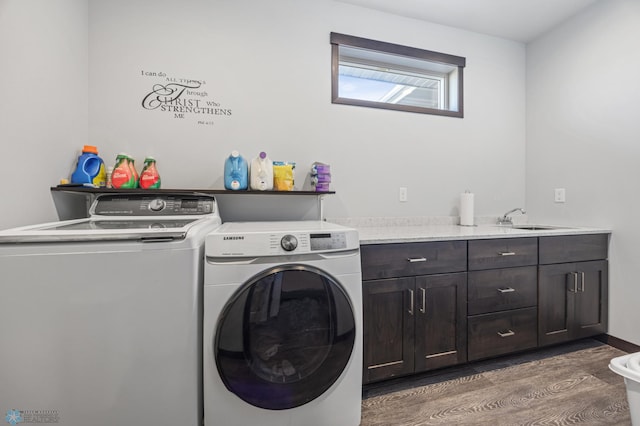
610, 352, 640, 424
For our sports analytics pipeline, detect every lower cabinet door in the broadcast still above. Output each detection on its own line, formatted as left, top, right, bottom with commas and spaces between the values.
573, 260, 608, 339
538, 263, 572, 345
538, 260, 608, 346
362, 277, 415, 384
414, 273, 467, 372
362, 273, 468, 383
468, 307, 538, 361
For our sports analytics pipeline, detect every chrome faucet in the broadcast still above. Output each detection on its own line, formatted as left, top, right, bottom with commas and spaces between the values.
497, 208, 526, 226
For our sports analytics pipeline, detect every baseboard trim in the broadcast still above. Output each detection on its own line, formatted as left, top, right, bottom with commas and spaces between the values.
595, 334, 640, 353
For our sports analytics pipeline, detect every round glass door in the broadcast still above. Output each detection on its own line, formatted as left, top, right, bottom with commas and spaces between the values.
214, 264, 356, 410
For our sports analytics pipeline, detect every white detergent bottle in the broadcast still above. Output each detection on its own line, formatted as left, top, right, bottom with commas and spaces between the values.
250, 151, 273, 191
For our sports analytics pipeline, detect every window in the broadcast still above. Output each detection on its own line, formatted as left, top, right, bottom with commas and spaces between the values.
330, 33, 466, 117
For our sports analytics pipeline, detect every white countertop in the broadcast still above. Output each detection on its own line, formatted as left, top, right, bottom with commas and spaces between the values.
327, 216, 611, 245
355, 224, 611, 244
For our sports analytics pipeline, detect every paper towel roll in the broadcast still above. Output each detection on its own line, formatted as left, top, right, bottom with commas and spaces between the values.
460, 192, 474, 226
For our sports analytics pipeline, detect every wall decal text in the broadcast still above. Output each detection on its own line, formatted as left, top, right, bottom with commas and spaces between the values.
140, 70, 232, 126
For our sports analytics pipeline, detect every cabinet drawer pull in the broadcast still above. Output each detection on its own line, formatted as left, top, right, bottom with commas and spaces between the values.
568, 272, 579, 292
497, 287, 516, 293
498, 251, 516, 256
497, 330, 515, 338
420, 287, 426, 314
407, 257, 427, 263
408, 289, 414, 315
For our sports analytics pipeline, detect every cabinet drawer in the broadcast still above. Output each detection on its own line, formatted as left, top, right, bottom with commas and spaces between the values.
360, 241, 467, 280
468, 307, 537, 361
467, 266, 537, 315
539, 234, 609, 264
468, 238, 537, 271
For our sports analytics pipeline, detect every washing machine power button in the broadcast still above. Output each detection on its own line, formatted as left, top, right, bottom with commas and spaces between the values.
280, 234, 298, 251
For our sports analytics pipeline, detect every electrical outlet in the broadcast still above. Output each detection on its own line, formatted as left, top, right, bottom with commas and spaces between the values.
554, 188, 566, 203
399, 187, 408, 202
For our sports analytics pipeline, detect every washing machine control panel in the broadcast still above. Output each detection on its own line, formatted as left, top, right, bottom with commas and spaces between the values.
92, 194, 216, 216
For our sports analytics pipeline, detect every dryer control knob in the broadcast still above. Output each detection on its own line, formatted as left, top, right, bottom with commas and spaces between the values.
281, 234, 298, 251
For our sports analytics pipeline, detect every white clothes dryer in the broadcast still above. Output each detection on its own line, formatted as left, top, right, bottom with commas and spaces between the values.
0, 193, 221, 426
203, 221, 362, 426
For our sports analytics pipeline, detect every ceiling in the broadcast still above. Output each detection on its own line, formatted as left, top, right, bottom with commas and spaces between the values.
336, 0, 600, 43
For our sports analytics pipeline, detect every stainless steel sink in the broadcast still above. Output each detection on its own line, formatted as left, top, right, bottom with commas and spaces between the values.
511, 225, 570, 230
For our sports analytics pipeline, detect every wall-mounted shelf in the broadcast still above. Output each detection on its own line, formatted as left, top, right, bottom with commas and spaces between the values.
50, 186, 334, 222
50, 186, 334, 195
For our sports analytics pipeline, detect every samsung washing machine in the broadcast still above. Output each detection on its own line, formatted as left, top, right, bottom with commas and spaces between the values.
0, 193, 221, 426
203, 221, 362, 426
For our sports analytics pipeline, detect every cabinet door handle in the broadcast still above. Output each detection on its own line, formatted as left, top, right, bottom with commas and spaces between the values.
498, 251, 516, 256
568, 272, 579, 293
497, 287, 516, 293
408, 289, 414, 315
497, 330, 515, 338
419, 287, 426, 314
407, 257, 427, 263
579, 271, 585, 292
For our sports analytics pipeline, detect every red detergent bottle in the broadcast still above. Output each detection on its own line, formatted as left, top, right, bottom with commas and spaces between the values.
139, 157, 161, 189
111, 153, 137, 189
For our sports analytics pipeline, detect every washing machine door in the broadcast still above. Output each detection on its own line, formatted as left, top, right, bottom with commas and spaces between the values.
214, 264, 356, 410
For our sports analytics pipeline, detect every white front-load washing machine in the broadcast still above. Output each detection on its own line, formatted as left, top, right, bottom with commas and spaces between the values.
0, 193, 221, 426
203, 221, 362, 426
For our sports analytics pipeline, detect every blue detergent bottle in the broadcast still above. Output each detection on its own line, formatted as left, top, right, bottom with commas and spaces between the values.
224, 150, 248, 190
71, 145, 106, 187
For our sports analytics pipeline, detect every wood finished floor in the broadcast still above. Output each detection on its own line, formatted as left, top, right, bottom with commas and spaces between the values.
361, 339, 631, 425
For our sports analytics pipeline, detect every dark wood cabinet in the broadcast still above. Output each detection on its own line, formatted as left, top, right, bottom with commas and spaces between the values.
468, 307, 538, 361
538, 234, 608, 264
361, 242, 467, 384
538, 260, 608, 346
467, 266, 537, 315
362, 277, 415, 382
538, 234, 609, 346
467, 239, 538, 361
361, 232, 610, 384
361, 240, 467, 280
414, 273, 467, 372
468, 237, 538, 271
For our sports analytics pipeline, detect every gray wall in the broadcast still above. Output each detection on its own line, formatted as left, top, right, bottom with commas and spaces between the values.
0, 0, 88, 227
94, 0, 525, 220
526, 0, 640, 344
